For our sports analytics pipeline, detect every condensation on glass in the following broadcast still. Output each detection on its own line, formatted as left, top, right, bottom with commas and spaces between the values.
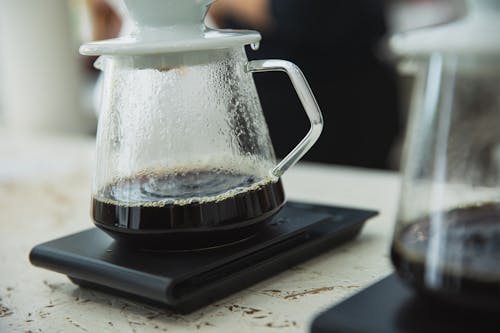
93, 48, 278, 204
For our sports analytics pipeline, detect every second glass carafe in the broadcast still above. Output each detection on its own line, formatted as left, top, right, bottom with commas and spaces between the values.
390, 0, 500, 309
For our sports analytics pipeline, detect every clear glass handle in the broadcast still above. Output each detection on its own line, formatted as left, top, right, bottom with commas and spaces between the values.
246, 59, 324, 177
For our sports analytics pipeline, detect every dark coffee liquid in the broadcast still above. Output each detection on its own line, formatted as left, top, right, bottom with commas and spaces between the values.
92, 169, 285, 249
391, 203, 500, 310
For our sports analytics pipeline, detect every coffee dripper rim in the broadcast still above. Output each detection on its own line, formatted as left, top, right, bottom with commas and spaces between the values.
80, 29, 261, 56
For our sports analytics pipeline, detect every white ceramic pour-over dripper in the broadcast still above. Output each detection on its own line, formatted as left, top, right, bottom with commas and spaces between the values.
123, 0, 215, 29
80, 0, 260, 55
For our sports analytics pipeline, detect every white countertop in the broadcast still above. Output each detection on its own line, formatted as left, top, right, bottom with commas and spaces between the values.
0, 133, 400, 333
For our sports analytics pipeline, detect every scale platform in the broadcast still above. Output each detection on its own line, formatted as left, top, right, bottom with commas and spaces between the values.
311, 274, 498, 333
30, 201, 376, 313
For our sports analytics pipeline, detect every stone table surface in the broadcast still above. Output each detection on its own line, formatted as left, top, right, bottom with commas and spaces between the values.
0, 133, 400, 333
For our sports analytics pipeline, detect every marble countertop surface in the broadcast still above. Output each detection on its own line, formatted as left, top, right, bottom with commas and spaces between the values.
0, 133, 400, 333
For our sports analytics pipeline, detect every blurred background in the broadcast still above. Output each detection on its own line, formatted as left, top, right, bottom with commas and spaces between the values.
0, 0, 468, 170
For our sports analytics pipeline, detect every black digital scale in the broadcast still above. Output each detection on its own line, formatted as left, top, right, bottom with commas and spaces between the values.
30, 201, 377, 313
311, 274, 499, 333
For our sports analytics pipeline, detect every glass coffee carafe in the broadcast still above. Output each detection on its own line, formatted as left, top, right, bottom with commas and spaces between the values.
390, 0, 500, 309
80, 0, 323, 249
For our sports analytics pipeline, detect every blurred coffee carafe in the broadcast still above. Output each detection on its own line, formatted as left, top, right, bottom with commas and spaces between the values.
80, 0, 323, 250
390, 0, 500, 309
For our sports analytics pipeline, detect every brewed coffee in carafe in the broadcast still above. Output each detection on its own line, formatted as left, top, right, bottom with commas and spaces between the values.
81, 0, 323, 249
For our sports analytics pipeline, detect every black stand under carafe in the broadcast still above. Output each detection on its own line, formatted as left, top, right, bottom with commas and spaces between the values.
30, 201, 376, 313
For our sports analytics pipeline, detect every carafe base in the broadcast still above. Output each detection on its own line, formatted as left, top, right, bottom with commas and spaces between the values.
94, 207, 281, 251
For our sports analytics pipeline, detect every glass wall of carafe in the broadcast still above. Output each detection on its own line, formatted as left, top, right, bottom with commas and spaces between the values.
89, 41, 323, 250
391, 54, 500, 309
91, 46, 285, 249
93, 47, 277, 201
